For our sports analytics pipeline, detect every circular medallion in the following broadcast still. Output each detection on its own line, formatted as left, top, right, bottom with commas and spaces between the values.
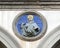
0, 27, 21, 48
12, 11, 47, 41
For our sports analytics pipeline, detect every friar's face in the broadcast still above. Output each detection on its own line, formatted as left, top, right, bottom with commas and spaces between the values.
28, 15, 34, 21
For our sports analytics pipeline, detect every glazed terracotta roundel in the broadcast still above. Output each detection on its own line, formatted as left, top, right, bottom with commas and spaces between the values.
12, 11, 47, 41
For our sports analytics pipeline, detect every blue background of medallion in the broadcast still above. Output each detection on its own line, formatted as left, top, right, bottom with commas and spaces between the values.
16, 14, 43, 36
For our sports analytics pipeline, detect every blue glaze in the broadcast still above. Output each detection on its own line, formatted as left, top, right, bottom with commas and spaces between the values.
16, 14, 43, 36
